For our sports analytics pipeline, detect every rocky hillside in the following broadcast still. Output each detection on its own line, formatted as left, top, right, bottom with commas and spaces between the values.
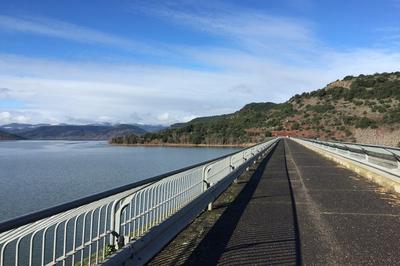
287, 72, 400, 145
111, 72, 400, 147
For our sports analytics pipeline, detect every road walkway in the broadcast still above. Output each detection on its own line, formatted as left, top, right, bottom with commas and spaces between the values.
150, 139, 400, 265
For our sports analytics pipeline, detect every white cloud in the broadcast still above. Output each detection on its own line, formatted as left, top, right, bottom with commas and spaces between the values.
157, 112, 170, 122
0, 111, 11, 122
1, 47, 400, 126
1, 3, 400, 125
0, 111, 30, 124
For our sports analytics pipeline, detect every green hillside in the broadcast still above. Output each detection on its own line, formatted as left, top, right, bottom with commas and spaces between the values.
111, 72, 400, 146
112, 102, 277, 145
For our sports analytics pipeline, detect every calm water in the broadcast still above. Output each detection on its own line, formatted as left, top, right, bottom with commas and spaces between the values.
0, 141, 238, 222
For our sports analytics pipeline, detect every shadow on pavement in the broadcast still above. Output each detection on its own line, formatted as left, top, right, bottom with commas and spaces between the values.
186, 141, 302, 265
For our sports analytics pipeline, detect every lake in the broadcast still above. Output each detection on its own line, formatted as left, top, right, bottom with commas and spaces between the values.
0, 141, 238, 222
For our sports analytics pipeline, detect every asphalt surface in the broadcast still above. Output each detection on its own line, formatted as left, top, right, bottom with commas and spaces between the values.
184, 140, 301, 265
150, 139, 400, 265
286, 139, 400, 265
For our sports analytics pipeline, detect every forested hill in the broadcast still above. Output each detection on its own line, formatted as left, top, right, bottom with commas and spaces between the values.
0, 130, 24, 140
112, 102, 278, 145
0, 124, 162, 140
111, 72, 400, 147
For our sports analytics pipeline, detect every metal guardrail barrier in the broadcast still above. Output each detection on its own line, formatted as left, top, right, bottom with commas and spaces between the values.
294, 138, 400, 178
0, 138, 279, 266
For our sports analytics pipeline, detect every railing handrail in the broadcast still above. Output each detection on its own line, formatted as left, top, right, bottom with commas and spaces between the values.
294, 137, 400, 176
0, 141, 265, 233
302, 137, 400, 151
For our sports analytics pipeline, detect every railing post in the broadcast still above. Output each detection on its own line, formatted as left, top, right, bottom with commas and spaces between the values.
111, 196, 133, 250
110, 200, 120, 246
230, 156, 238, 183
203, 166, 213, 211
207, 190, 214, 211
233, 169, 238, 183
383, 148, 400, 170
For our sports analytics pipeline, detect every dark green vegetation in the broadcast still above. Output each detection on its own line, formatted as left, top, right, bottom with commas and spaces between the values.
0, 123, 165, 140
302, 73, 400, 102
112, 102, 276, 145
18, 125, 146, 140
112, 72, 400, 146
0, 130, 24, 140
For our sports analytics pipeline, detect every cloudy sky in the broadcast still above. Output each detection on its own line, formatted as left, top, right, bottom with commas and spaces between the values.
0, 0, 400, 125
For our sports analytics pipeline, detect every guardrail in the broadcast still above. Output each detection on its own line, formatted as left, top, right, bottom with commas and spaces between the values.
294, 138, 400, 179
0, 138, 279, 266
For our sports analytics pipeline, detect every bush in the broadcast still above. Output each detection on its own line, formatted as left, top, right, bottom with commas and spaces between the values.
292, 122, 300, 130
355, 117, 377, 129
384, 108, 400, 123
343, 116, 357, 125
344, 129, 352, 136
306, 104, 334, 113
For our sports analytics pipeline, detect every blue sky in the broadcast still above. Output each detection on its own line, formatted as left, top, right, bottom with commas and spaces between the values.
0, 0, 400, 125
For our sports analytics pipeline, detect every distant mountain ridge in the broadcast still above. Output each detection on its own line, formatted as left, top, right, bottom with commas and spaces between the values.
0, 123, 166, 140
111, 72, 400, 147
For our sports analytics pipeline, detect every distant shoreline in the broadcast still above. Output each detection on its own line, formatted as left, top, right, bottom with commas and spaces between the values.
109, 143, 253, 148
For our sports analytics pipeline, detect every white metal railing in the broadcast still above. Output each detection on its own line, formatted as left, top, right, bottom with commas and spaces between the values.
0, 138, 278, 266
294, 138, 400, 178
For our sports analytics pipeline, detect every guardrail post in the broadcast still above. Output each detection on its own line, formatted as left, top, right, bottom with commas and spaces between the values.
208, 190, 214, 211
112, 197, 133, 250
360, 148, 369, 162
232, 166, 238, 184
110, 201, 120, 246
230, 156, 238, 184
203, 167, 214, 211
383, 148, 400, 170
395, 157, 400, 170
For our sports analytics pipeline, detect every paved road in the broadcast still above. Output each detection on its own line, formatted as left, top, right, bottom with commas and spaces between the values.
151, 139, 400, 265
286, 139, 400, 265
